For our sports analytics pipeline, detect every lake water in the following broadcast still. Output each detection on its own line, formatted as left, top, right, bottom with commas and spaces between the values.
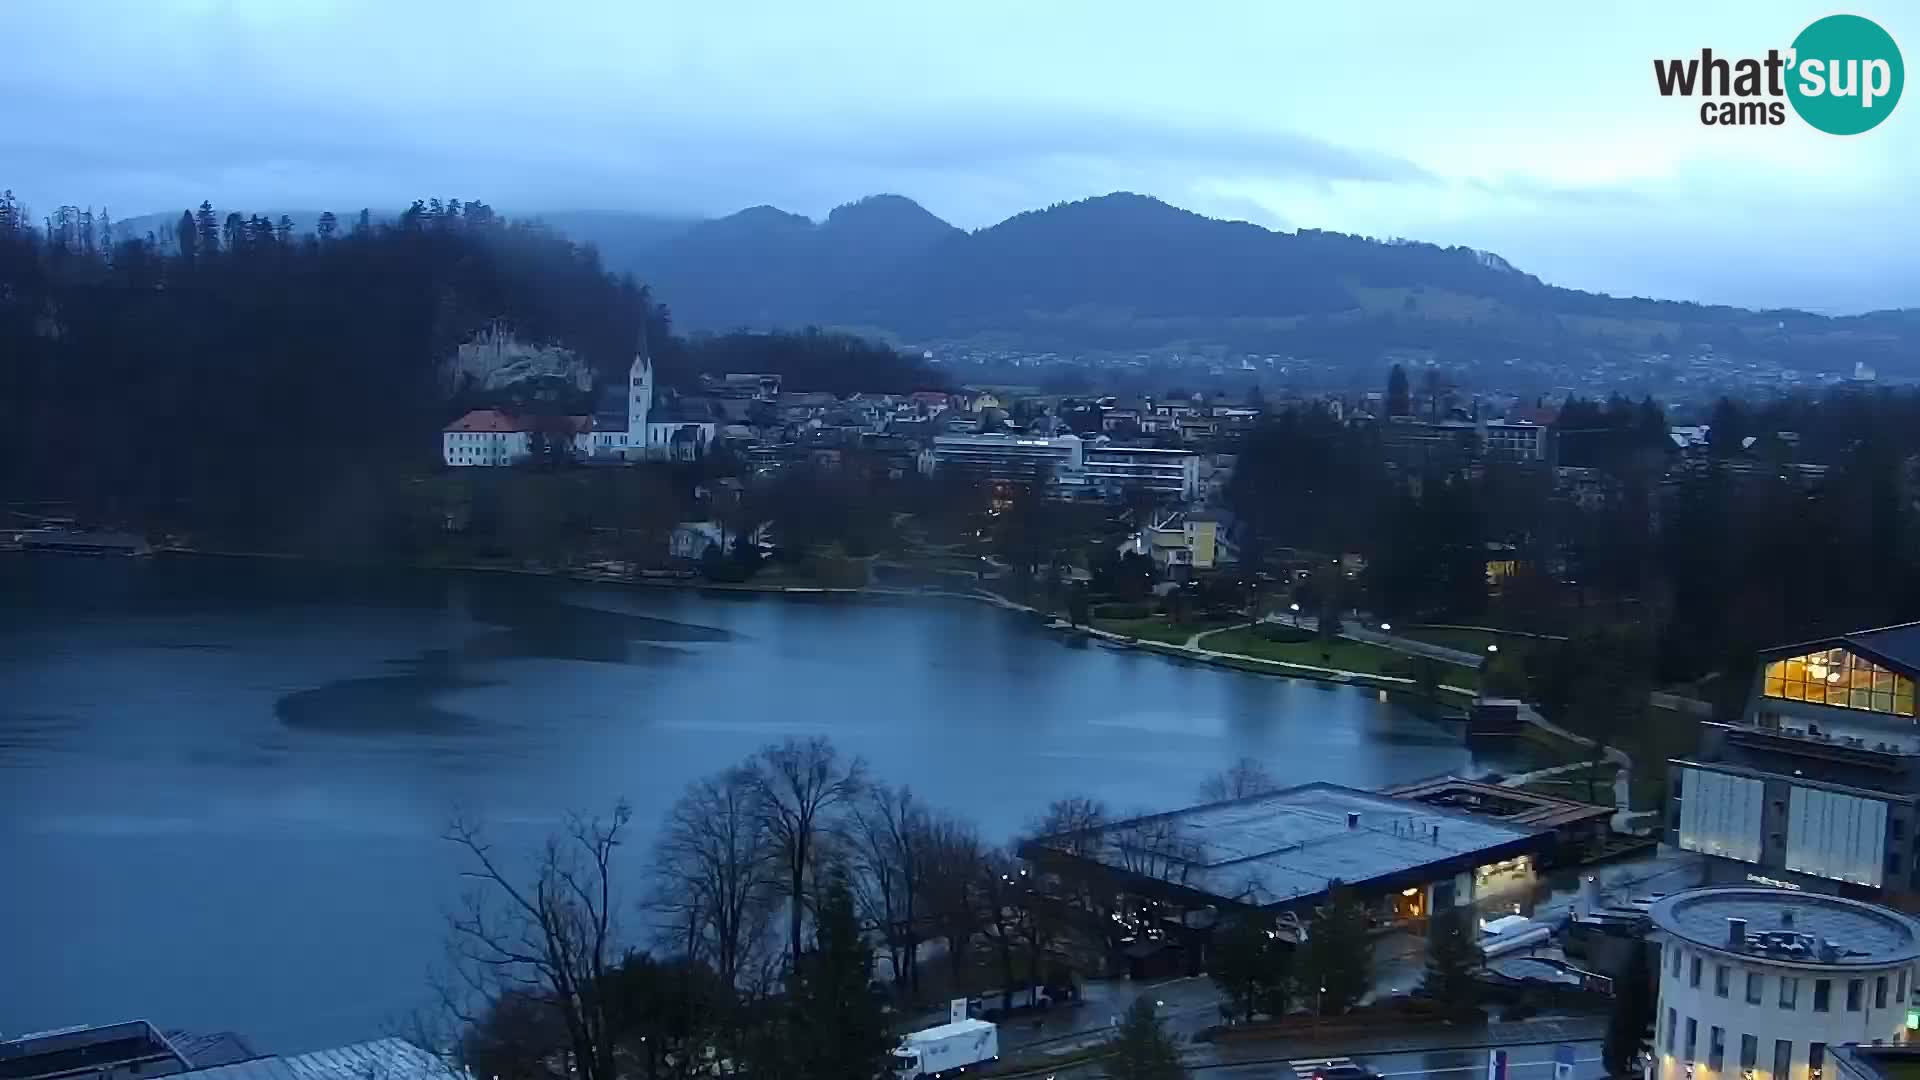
0, 554, 1547, 1051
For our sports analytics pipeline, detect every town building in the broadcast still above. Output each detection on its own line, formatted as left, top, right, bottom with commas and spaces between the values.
1483, 419, 1548, 461
923, 433, 1084, 484
0, 1023, 266, 1080
1650, 887, 1920, 1080
1123, 510, 1221, 572
441, 409, 589, 467
1381, 774, 1616, 867
1021, 782, 1551, 930
1081, 445, 1201, 502
1668, 622, 1920, 907
0, 1022, 192, 1080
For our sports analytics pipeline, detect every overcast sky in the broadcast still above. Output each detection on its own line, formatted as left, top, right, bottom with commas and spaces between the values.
3, 0, 1913, 313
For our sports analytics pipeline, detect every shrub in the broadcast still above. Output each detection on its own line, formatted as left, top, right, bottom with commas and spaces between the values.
1094, 602, 1153, 621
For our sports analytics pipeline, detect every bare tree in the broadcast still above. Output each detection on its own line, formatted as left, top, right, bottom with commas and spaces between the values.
1109, 814, 1202, 885
976, 848, 1034, 1014
443, 803, 632, 1080
1198, 757, 1276, 803
1029, 795, 1109, 859
747, 736, 866, 973
918, 812, 985, 984
849, 782, 927, 993
652, 768, 776, 992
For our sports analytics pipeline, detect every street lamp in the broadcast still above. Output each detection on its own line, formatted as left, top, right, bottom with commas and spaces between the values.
1487, 643, 1499, 654
1380, 622, 1392, 632
1289, 602, 1300, 627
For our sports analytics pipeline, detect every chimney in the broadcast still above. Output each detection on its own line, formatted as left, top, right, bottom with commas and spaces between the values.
1728, 918, 1747, 948
1432, 824, 1441, 844
1576, 875, 1600, 920
1347, 812, 1360, 830
1819, 938, 1840, 963
1782, 910, 1795, 928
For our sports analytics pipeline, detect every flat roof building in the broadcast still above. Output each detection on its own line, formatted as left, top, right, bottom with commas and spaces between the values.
1081, 445, 1200, 502
1022, 782, 1550, 926
1649, 887, 1920, 1080
0, 1023, 190, 1080
1668, 622, 1920, 908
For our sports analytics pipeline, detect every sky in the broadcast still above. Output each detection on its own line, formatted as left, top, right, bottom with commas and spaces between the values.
3, 0, 1915, 313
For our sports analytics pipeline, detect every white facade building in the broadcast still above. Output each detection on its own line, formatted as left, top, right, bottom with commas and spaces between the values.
445, 335, 714, 466
442, 410, 535, 467
1651, 887, 1920, 1080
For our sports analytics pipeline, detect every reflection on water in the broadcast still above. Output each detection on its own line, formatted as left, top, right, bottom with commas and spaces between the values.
0, 552, 1551, 1053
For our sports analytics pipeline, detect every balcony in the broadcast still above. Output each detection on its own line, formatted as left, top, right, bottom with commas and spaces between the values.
1724, 723, 1911, 770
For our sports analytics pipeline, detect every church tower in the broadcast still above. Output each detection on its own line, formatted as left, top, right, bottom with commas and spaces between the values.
627, 326, 652, 439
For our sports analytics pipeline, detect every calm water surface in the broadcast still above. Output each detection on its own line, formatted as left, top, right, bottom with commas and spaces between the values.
0, 554, 1546, 1050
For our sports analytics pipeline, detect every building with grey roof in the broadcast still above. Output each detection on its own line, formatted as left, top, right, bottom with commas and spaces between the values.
1649, 887, 1920, 1080
1021, 782, 1551, 929
1668, 622, 1920, 909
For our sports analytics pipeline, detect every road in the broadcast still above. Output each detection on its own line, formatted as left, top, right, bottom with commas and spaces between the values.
1205, 1040, 1604, 1079
1047, 1039, 1604, 1080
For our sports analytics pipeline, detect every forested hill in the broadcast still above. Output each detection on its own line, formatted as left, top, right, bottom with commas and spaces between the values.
622, 192, 1919, 372
0, 194, 937, 545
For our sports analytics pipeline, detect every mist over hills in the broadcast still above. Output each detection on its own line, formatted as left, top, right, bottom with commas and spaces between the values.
115, 194, 1917, 375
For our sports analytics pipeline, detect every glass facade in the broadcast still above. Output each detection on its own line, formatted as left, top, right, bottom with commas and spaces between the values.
1765, 647, 1916, 716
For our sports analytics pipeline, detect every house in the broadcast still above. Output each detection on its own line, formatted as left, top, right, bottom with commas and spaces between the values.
671, 520, 773, 561
1124, 509, 1221, 572
442, 409, 591, 467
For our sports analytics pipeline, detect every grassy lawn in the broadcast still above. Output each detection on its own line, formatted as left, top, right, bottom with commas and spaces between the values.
1093, 615, 1239, 645
1399, 626, 1548, 656
1205, 628, 1483, 690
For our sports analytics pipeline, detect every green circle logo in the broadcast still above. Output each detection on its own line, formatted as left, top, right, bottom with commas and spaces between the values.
1787, 14, 1904, 134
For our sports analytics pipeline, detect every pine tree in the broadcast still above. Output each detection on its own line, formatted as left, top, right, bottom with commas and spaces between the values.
1387, 363, 1411, 417
195, 201, 219, 252
1604, 942, 1656, 1077
787, 879, 890, 1080
1210, 917, 1290, 1023
1418, 905, 1484, 1019
1300, 883, 1372, 1016
176, 210, 197, 259
1108, 998, 1187, 1080
316, 211, 338, 241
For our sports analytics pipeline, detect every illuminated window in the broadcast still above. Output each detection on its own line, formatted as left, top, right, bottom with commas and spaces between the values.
1764, 647, 1916, 717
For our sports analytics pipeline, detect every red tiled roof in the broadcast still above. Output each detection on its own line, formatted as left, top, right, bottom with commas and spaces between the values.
443, 410, 592, 434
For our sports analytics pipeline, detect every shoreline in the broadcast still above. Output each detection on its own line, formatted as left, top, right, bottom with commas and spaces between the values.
20, 545, 1587, 755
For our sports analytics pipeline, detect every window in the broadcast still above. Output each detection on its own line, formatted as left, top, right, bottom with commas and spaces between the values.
1811, 1042, 1827, 1077
1692, 956, 1704, 988
1672, 946, 1683, 978
1765, 647, 1916, 717
1708, 1026, 1725, 1072
1781, 976, 1799, 1009
1891, 851, 1905, 878
1685, 1018, 1698, 1062
1814, 978, 1831, 1011
1747, 971, 1764, 1004
1740, 1034, 1757, 1071
1878, 975, 1890, 1009
1667, 1008, 1678, 1053
1900, 969, 1909, 1003
1775, 1040, 1793, 1080
1716, 964, 1730, 997
1848, 978, 1863, 1011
